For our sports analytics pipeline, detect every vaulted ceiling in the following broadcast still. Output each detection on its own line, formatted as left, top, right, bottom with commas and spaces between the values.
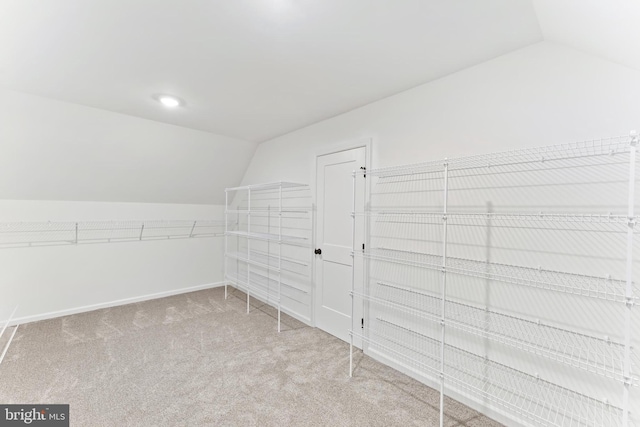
0, 1, 638, 144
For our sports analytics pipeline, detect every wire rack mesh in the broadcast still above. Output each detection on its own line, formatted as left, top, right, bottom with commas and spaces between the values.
224, 182, 314, 326
0, 220, 225, 248
367, 318, 624, 427
351, 133, 639, 427
361, 135, 634, 178
354, 276, 636, 385
357, 246, 635, 304
225, 230, 310, 246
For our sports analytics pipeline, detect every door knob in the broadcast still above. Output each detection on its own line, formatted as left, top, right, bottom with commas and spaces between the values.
314, 248, 322, 255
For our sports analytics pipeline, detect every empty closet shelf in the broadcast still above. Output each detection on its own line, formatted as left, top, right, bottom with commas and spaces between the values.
248, 249, 308, 267
227, 248, 308, 269
350, 330, 442, 379
225, 273, 308, 304
225, 252, 280, 272
356, 248, 634, 303
360, 135, 632, 178
225, 230, 309, 246
355, 282, 635, 384
0, 220, 225, 248
369, 318, 624, 427
226, 209, 311, 214
243, 269, 309, 294
358, 210, 634, 225
225, 181, 311, 192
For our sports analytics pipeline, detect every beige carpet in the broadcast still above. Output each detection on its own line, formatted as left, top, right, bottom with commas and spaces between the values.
0, 287, 503, 426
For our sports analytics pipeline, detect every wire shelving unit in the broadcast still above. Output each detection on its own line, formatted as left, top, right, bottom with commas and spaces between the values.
0, 220, 225, 248
348, 132, 639, 427
224, 182, 314, 330
356, 246, 633, 304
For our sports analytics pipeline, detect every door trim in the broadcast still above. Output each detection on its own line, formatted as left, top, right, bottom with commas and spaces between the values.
311, 138, 372, 330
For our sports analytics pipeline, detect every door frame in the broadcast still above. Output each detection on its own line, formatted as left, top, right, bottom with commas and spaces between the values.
311, 138, 372, 332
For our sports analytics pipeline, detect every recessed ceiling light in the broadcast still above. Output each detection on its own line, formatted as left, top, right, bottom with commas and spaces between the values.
153, 94, 183, 108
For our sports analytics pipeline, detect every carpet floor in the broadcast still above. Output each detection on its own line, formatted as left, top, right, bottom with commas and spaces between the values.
0, 287, 503, 426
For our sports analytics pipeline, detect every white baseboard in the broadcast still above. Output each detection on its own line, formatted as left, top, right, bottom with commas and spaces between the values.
364, 346, 527, 427
6, 281, 226, 326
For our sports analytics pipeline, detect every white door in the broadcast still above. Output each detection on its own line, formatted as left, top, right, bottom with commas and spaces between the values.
315, 147, 366, 343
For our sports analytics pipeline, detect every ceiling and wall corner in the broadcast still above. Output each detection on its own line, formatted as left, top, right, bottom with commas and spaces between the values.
239, 41, 640, 188
0, 0, 543, 143
532, 0, 640, 73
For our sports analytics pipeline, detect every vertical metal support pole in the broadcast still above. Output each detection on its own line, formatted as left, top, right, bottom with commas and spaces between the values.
349, 170, 357, 377
439, 160, 449, 427
75, 222, 78, 244
278, 185, 283, 333
247, 188, 251, 314
310, 204, 315, 326
189, 220, 197, 238
0, 305, 18, 366
622, 131, 637, 427
0, 323, 18, 366
139, 223, 145, 241
0, 305, 17, 345
224, 190, 229, 299
363, 175, 370, 351
267, 204, 272, 303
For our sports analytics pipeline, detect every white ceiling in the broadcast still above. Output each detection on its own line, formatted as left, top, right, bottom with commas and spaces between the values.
0, 0, 543, 143
1, 1, 638, 144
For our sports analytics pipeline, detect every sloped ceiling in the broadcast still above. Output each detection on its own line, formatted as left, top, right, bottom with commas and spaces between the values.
533, 0, 640, 72
1, 1, 637, 145
0, 0, 543, 143
0, 88, 257, 204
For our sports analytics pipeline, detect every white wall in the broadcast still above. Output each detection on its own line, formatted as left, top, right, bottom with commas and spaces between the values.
241, 41, 640, 185
0, 89, 248, 323
0, 200, 224, 324
0, 88, 257, 204
239, 41, 640, 426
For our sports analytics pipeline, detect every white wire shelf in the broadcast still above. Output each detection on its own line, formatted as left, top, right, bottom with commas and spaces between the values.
0, 220, 225, 248
350, 330, 442, 377
357, 211, 635, 225
357, 247, 634, 304
354, 280, 636, 385
227, 270, 309, 295
360, 135, 633, 178
248, 249, 309, 267
356, 318, 624, 427
225, 251, 281, 273
225, 230, 309, 247
225, 181, 310, 192
226, 272, 309, 301
225, 250, 308, 273
226, 209, 311, 214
